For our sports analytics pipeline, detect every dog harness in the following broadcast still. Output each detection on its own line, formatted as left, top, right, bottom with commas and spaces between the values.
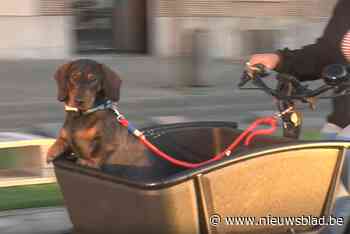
65, 100, 282, 169
65, 101, 116, 115
64, 100, 143, 136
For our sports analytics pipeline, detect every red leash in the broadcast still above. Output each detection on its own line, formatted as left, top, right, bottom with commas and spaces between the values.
118, 116, 278, 169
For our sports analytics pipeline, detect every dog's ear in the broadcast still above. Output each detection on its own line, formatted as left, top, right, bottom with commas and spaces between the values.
100, 64, 122, 102
54, 63, 72, 102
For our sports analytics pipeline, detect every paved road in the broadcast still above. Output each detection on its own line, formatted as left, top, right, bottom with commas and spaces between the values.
0, 56, 331, 136
0, 207, 72, 234
1, 195, 350, 234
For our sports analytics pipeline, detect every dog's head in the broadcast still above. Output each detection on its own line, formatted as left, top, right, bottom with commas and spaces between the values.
54, 59, 122, 111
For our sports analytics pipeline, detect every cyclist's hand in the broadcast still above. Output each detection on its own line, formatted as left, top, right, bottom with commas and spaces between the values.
248, 53, 281, 70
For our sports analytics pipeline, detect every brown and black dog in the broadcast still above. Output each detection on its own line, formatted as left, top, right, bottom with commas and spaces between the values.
46, 59, 157, 180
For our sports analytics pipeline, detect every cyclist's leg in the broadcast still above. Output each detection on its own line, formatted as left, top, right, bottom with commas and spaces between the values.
335, 124, 350, 192
320, 122, 349, 190
319, 123, 350, 234
320, 122, 342, 140
320, 196, 350, 234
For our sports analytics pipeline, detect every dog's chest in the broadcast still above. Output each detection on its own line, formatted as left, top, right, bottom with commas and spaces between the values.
66, 115, 102, 155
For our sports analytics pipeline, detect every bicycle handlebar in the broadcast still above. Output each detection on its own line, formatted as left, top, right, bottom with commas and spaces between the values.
238, 63, 350, 139
238, 63, 350, 102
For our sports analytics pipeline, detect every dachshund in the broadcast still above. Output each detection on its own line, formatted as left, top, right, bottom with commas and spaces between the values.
46, 59, 159, 180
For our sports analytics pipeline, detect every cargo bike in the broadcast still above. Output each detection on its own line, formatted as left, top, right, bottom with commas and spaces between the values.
54, 64, 350, 234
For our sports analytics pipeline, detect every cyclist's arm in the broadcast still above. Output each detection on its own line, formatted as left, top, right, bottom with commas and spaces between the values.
276, 0, 349, 81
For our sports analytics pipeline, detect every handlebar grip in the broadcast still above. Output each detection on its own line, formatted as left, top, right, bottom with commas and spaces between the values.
252, 63, 273, 76
238, 63, 272, 88
238, 71, 251, 87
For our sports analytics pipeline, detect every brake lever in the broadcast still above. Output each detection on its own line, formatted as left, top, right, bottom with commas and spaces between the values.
318, 89, 350, 99
238, 71, 252, 88
277, 73, 312, 96
239, 63, 272, 87
252, 76, 281, 98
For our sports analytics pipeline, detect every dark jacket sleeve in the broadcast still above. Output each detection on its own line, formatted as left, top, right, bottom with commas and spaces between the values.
276, 0, 349, 81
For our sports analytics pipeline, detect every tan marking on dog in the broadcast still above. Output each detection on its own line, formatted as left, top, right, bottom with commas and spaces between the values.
76, 127, 97, 140
60, 128, 68, 139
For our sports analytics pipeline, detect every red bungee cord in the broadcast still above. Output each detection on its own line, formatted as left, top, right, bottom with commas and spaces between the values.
118, 116, 278, 169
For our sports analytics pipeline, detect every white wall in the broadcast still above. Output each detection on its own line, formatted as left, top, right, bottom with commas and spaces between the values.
0, 0, 74, 59
0, 16, 74, 59
151, 17, 329, 59
0, 0, 38, 16
153, 17, 179, 57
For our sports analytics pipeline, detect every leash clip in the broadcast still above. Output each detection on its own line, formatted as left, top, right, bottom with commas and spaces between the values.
107, 101, 125, 120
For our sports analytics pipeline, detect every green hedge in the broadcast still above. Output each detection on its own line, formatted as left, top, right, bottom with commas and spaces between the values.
0, 183, 64, 211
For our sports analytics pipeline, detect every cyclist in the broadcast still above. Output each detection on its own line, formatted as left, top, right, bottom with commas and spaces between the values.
248, 0, 350, 185
248, 1, 350, 232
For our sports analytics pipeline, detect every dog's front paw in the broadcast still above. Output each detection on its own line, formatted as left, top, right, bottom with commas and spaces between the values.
77, 158, 101, 169
46, 139, 68, 164
46, 149, 60, 164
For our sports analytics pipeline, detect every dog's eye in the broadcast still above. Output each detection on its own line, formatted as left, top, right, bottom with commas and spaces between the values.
87, 74, 96, 82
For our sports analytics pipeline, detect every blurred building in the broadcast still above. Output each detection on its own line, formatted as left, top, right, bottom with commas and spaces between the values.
0, 0, 72, 58
156, 0, 338, 59
0, 0, 338, 59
